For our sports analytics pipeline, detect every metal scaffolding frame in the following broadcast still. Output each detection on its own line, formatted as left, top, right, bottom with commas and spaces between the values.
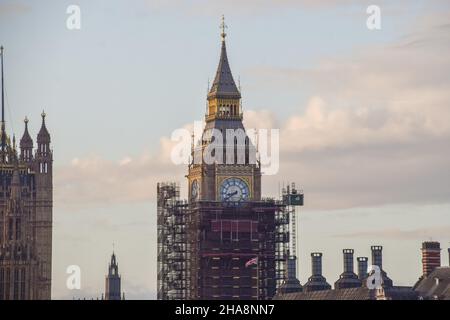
157, 182, 303, 300
157, 182, 190, 300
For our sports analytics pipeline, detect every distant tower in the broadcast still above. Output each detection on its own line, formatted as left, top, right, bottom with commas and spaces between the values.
105, 252, 123, 300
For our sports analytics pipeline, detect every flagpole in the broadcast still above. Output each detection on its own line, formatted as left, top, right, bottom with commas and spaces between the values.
256, 255, 259, 301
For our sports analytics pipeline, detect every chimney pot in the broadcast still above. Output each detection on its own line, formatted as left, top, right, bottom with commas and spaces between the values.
343, 249, 354, 273
371, 245, 383, 270
311, 252, 323, 276
357, 257, 368, 280
421, 241, 441, 277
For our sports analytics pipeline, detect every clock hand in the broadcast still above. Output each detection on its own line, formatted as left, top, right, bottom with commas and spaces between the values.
225, 190, 238, 200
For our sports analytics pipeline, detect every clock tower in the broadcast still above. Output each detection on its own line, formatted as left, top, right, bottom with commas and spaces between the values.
187, 17, 261, 204
158, 18, 293, 301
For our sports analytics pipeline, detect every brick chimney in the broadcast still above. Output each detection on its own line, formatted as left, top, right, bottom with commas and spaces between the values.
421, 241, 441, 277
357, 257, 368, 280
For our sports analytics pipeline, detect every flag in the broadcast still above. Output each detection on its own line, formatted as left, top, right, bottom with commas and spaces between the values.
245, 257, 258, 268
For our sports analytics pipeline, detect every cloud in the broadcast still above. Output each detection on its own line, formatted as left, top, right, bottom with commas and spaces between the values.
54, 138, 186, 210
254, 10, 450, 209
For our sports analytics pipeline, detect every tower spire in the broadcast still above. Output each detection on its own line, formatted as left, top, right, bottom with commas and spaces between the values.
1, 46, 6, 158
207, 17, 240, 101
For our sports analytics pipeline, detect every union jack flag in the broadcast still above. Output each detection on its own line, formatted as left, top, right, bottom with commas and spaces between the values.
245, 257, 258, 268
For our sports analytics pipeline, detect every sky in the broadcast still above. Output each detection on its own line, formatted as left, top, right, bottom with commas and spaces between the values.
0, 0, 450, 299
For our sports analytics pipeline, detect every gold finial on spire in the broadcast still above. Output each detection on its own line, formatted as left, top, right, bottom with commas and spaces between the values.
41, 110, 46, 118
24, 116, 29, 124
220, 15, 227, 41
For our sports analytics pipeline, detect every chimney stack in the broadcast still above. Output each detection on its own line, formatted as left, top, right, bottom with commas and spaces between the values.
371, 246, 383, 269
303, 252, 331, 292
334, 249, 361, 289
311, 252, 322, 276
421, 241, 441, 277
370, 245, 393, 288
343, 249, 354, 273
277, 257, 302, 294
357, 257, 368, 280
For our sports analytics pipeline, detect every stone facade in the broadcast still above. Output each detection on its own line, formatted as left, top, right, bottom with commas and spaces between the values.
0, 113, 53, 300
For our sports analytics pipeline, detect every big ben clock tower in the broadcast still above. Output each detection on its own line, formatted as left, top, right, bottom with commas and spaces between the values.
187, 17, 261, 204
158, 18, 287, 301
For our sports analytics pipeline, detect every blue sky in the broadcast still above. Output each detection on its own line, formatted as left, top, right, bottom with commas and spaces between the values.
1, 0, 450, 299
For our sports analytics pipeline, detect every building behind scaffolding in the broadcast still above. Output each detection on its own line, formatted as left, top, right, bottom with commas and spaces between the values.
157, 19, 303, 300
157, 182, 302, 300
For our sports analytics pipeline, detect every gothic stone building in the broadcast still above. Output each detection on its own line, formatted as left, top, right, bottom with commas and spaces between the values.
0, 47, 53, 300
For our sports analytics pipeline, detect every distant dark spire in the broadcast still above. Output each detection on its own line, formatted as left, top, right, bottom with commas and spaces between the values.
207, 16, 241, 100
1, 45, 6, 159
105, 251, 122, 300
111, 252, 117, 268
37, 110, 50, 144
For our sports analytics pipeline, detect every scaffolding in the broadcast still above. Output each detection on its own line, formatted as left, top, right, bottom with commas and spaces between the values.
157, 182, 303, 300
187, 200, 287, 300
279, 182, 304, 293
157, 182, 190, 300
274, 200, 289, 289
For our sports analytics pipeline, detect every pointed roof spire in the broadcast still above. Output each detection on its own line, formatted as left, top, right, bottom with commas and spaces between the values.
207, 16, 241, 100
20, 116, 33, 148
37, 110, 50, 144
1, 45, 6, 158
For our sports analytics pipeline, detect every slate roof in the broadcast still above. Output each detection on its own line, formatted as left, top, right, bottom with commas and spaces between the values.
274, 286, 418, 300
414, 267, 450, 300
207, 40, 241, 100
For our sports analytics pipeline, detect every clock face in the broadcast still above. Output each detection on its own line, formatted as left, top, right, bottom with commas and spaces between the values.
191, 180, 199, 201
220, 177, 250, 203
